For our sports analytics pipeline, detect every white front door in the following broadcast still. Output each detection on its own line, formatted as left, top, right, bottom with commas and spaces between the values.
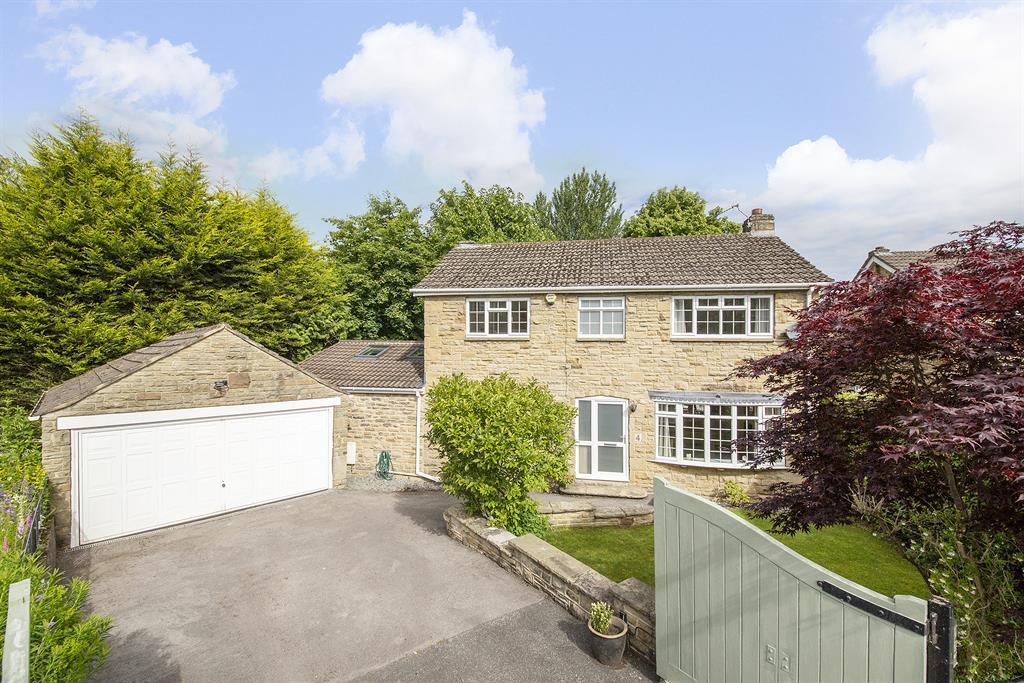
575, 397, 629, 482
76, 407, 333, 544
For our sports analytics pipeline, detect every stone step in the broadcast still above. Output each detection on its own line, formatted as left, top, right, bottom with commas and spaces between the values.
559, 481, 650, 499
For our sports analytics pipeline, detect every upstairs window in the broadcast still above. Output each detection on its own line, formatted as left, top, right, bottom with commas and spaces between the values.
672, 295, 773, 338
578, 297, 625, 338
355, 346, 388, 358
466, 299, 530, 338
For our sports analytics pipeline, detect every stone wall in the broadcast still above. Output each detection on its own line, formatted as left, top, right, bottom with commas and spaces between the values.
422, 290, 806, 496
342, 391, 430, 490
40, 328, 344, 547
444, 506, 656, 664
536, 497, 653, 528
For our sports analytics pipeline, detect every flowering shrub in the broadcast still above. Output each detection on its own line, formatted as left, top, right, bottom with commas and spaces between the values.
0, 403, 112, 681
0, 403, 48, 553
0, 552, 111, 682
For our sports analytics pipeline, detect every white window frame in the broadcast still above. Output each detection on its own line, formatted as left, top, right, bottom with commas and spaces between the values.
671, 294, 774, 339
574, 396, 630, 482
653, 402, 785, 469
577, 297, 626, 339
465, 298, 530, 338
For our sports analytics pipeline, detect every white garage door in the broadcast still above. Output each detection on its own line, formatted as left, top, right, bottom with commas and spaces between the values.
76, 406, 333, 544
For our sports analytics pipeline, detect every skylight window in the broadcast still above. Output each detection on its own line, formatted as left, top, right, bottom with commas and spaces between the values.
355, 346, 387, 358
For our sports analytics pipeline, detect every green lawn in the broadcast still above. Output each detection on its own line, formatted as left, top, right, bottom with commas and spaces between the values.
544, 511, 929, 599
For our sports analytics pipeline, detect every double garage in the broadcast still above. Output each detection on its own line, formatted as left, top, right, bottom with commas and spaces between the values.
32, 324, 346, 548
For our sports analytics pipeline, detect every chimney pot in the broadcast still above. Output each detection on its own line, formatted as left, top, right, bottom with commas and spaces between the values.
742, 208, 775, 236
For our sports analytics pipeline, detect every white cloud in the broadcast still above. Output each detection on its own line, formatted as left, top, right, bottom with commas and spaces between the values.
34, 0, 95, 17
318, 10, 545, 192
37, 28, 238, 179
249, 121, 365, 181
758, 3, 1024, 279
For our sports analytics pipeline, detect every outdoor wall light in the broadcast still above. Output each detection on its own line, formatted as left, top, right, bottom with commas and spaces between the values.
629, 400, 637, 412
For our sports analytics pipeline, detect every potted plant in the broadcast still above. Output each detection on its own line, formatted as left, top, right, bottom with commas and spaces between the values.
588, 601, 628, 667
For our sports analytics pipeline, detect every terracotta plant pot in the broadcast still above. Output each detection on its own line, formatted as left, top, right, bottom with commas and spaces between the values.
588, 615, 628, 667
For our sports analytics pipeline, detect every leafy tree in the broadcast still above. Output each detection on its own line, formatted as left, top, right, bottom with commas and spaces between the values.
425, 373, 575, 535
737, 221, 1024, 681
623, 186, 741, 237
0, 115, 352, 407
428, 181, 552, 251
532, 167, 624, 240
326, 193, 434, 340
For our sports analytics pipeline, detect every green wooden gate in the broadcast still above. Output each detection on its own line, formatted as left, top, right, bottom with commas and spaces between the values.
654, 477, 954, 683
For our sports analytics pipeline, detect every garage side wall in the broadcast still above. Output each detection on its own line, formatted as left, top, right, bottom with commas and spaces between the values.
41, 329, 345, 547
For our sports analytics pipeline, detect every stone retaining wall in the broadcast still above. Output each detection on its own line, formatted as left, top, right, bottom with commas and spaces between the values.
536, 498, 653, 528
444, 506, 656, 664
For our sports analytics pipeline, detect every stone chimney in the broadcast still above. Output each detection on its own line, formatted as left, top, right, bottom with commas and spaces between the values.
742, 208, 775, 236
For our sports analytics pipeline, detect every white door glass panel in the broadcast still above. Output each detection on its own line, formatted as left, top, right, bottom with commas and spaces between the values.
576, 398, 628, 480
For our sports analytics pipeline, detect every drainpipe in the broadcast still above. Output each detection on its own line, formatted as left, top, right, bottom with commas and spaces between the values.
414, 389, 439, 482
387, 388, 438, 482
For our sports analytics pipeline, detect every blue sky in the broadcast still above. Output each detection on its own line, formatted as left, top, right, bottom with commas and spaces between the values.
2, 1, 1021, 278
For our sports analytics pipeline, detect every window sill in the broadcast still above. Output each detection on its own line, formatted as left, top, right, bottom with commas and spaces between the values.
464, 335, 530, 341
649, 458, 787, 471
669, 335, 776, 342
575, 473, 630, 482
576, 336, 626, 342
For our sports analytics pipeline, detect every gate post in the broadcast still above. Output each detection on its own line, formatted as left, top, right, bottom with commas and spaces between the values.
926, 597, 955, 683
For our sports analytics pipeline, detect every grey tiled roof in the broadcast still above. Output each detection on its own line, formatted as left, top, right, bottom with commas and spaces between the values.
413, 235, 831, 292
32, 324, 225, 417
300, 340, 424, 390
874, 250, 936, 271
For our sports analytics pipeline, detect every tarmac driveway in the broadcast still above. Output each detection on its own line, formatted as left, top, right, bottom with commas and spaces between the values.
62, 489, 655, 681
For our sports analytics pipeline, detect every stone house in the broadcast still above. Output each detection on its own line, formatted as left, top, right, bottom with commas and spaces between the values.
410, 209, 832, 498
30, 209, 832, 548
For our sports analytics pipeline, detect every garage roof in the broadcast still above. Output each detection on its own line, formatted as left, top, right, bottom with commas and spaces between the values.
299, 340, 424, 391
31, 324, 336, 418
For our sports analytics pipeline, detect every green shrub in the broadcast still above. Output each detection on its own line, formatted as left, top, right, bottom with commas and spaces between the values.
720, 480, 751, 507
589, 601, 613, 634
853, 493, 1023, 682
0, 553, 112, 682
425, 373, 575, 535
0, 403, 46, 492
0, 404, 112, 681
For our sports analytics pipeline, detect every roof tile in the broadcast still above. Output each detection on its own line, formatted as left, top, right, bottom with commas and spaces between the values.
300, 340, 424, 390
413, 234, 831, 291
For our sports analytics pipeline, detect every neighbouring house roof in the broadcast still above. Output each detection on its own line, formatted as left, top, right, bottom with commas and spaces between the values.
299, 340, 425, 391
31, 324, 336, 418
411, 234, 832, 294
856, 246, 947, 277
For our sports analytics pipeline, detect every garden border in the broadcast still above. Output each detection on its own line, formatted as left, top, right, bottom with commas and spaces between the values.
443, 506, 656, 663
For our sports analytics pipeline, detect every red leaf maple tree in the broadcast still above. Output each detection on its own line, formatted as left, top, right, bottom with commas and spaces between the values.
737, 221, 1023, 545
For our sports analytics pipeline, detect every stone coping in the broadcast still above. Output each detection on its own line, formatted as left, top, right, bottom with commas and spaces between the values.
443, 506, 656, 664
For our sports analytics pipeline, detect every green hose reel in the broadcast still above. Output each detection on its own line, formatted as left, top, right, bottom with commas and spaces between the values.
375, 450, 392, 480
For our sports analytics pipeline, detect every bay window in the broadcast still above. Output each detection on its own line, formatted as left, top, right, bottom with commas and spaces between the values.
655, 401, 784, 467
672, 295, 774, 338
466, 298, 530, 338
